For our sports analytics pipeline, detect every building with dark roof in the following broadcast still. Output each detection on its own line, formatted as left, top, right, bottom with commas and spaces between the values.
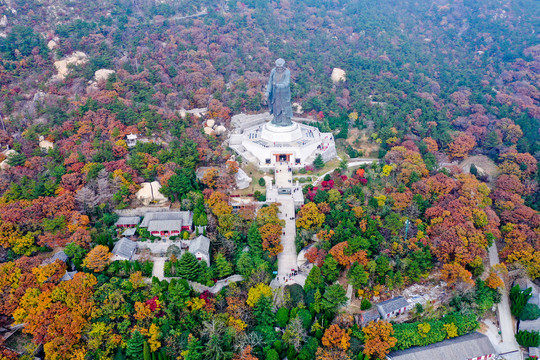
376, 296, 409, 319
111, 238, 137, 261
189, 235, 210, 266
122, 227, 137, 238
387, 332, 496, 360
355, 308, 380, 327
50, 251, 68, 263
139, 211, 193, 237
114, 216, 141, 228
60, 271, 78, 282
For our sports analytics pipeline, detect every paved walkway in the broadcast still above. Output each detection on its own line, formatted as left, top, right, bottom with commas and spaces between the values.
488, 244, 520, 356
269, 163, 304, 287
312, 158, 379, 186
152, 257, 166, 281
138, 239, 187, 255
276, 198, 297, 277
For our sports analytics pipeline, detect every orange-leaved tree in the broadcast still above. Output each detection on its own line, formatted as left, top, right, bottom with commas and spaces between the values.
82, 245, 111, 272
321, 324, 350, 351
362, 320, 397, 360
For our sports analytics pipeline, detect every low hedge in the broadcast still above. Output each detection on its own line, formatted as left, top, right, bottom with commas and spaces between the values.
392, 312, 479, 351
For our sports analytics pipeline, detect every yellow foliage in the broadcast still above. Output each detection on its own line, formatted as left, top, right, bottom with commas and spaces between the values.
134, 301, 152, 321
443, 323, 458, 339
417, 323, 431, 337
381, 165, 393, 177
12, 233, 37, 255
228, 316, 247, 332
373, 195, 387, 207
129, 271, 144, 289
187, 297, 206, 311
352, 206, 364, 219
115, 139, 128, 149
148, 323, 161, 352
246, 283, 273, 307
82, 245, 111, 272
296, 202, 325, 230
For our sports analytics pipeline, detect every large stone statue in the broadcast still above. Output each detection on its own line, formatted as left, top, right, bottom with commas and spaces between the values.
266, 58, 293, 127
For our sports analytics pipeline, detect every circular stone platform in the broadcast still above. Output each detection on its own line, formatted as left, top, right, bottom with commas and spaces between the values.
260, 122, 304, 143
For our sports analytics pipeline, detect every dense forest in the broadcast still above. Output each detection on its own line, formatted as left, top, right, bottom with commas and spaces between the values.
0, 0, 538, 359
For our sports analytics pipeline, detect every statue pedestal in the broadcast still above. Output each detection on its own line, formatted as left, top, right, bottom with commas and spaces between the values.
260, 122, 303, 143
229, 115, 336, 170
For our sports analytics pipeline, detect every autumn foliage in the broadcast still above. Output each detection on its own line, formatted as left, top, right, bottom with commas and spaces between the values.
362, 320, 397, 360
82, 245, 111, 272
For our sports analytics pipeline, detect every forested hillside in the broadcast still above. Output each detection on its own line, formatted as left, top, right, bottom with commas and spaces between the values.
0, 0, 538, 359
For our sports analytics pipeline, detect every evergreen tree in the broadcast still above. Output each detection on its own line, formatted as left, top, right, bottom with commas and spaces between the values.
254, 295, 274, 327
313, 154, 324, 169
143, 341, 151, 360
321, 256, 340, 283
321, 284, 347, 313
126, 331, 145, 360
394, 271, 404, 288
237, 251, 255, 277
311, 288, 322, 314
347, 262, 369, 289
114, 348, 125, 360
304, 265, 323, 292
470, 163, 478, 177
176, 252, 202, 281
215, 252, 233, 278
485, 131, 500, 148
247, 223, 263, 258
185, 336, 204, 360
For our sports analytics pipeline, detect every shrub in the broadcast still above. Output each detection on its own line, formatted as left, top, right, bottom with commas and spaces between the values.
516, 330, 540, 347
520, 303, 540, 321
510, 285, 533, 318
360, 298, 372, 310
266, 349, 279, 360
276, 308, 290, 328
259, 177, 266, 186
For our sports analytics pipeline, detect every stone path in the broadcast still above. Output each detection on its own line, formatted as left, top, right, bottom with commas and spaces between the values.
269, 163, 304, 288
152, 257, 166, 281
488, 243, 520, 357
277, 197, 297, 278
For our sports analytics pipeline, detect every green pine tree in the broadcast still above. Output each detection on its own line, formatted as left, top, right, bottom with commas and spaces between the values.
126, 331, 145, 360
247, 223, 263, 258
321, 256, 339, 283
313, 154, 324, 169
114, 348, 125, 360
143, 341, 151, 360
176, 252, 202, 281
304, 265, 323, 292
185, 336, 204, 360
215, 253, 233, 278
311, 288, 322, 314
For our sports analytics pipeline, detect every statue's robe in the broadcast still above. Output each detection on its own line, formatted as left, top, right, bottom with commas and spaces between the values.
266, 68, 293, 126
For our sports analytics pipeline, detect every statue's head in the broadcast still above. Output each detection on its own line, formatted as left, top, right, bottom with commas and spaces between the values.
275, 58, 285, 70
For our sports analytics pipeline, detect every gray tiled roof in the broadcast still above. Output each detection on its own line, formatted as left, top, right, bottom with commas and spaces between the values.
388, 332, 495, 360
140, 211, 192, 227
147, 220, 182, 233
115, 216, 140, 226
122, 227, 137, 237
60, 271, 78, 282
189, 235, 210, 256
112, 238, 137, 260
520, 318, 540, 332
377, 296, 409, 314
51, 251, 68, 263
